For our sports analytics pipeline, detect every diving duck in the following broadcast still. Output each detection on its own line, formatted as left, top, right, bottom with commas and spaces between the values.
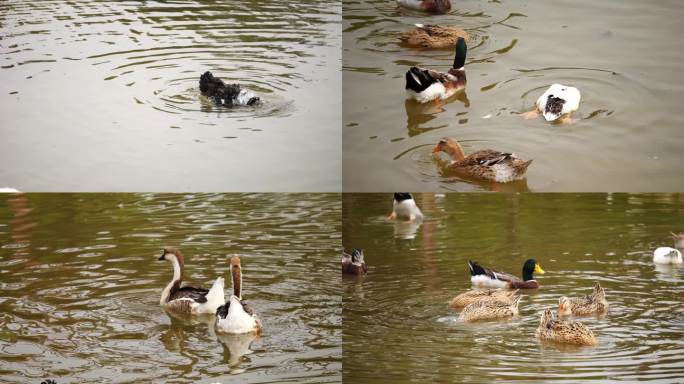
459, 294, 521, 322
405, 37, 467, 104
432, 137, 533, 183
158, 247, 226, 314
342, 249, 368, 275
450, 288, 519, 309
400, 24, 469, 49
536, 309, 598, 346
653, 247, 683, 264
557, 282, 609, 316
388, 193, 423, 221
468, 259, 544, 289
215, 256, 262, 335
396, 0, 451, 14
199, 71, 260, 107
522, 84, 581, 123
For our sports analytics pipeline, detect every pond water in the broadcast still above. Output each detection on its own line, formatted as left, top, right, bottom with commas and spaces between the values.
0, 1, 341, 191
342, 0, 684, 192
343, 193, 684, 382
0, 193, 341, 383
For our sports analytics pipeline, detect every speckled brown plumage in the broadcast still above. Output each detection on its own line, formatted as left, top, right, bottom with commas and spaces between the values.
449, 289, 519, 308
400, 24, 469, 49
558, 282, 609, 316
536, 309, 597, 346
459, 294, 521, 322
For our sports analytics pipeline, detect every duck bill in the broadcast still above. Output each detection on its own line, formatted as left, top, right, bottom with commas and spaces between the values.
534, 264, 545, 274
431, 144, 442, 154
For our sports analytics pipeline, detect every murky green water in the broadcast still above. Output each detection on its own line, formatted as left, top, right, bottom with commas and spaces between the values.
0, 193, 341, 383
343, 193, 684, 382
0, 1, 341, 191
343, 0, 684, 191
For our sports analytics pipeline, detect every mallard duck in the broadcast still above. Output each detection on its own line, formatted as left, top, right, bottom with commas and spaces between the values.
558, 282, 609, 316
432, 137, 533, 183
396, 0, 451, 14
388, 193, 423, 221
342, 249, 368, 275
449, 288, 519, 308
199, 71, 260, 107
158, 247, 226, 314
653, 247, 683, 264
405, 37, 467, 104
536, 309, 597, 346
468, 259, 544, 289
216, 256, 262, 334
522, 84, 580, 123
400, 24, 469, 49
459, 294, 521, 322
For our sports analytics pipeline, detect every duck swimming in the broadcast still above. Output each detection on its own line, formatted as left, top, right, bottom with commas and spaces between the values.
158, 247, 225, 314
388, 193, 423, 221
432, 138, 533, 183
400, 24, 469, 49
450, 288, 520, 309
522, 84, 581, 123
459, 294, 521, 322
396, 0, 451, 14
215, 256, 262, 335
536, 309, 597, 346
557, 282, 609, 316
342, 249, 368, 275
405, 37, 467, 104
199, 71, 260, 107
468, 259, 544, 289
653, 247, 683, 264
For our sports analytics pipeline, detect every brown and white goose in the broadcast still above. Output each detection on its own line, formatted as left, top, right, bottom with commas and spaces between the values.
158, 247, 225, 314
215, 256, 262, 334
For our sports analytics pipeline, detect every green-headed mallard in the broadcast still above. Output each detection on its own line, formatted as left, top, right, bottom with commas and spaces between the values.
449, 288, 519, 309
558, 282, 609, 316
388, 193, 423, 221
400, 24, 469, 49
468, 259, 544, 289
522, 84, 581, 123
432, 137, 533, 183
396, 0, 451, 14
459, 294, 521, 322
536, 309, 597, 346
405, 37, 467, 104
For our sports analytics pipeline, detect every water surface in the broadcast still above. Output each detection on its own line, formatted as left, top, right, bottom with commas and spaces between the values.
0, 1, 341, 191
343, 0, 684, 191
0, 193, 341, 383
343, 193, 684, 382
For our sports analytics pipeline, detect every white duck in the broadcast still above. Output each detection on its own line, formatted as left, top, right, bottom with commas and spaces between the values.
215, 256, 262, 334
522, 83, 581, 123
158, 247, 225, 314
653, 247, 682, 264
388, 193, 423, 222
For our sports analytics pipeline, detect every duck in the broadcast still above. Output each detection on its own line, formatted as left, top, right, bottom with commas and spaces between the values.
459, 294, 521, 322
468, 259, 544, 289
522, 84, 581, 123
388, 193, 423, 221
396, 0, 451, 14
432, 137, 533, 183
215, 256, 262, 335
557, 282, 609, 316
405, 37, 467, 104
199, 71, 260, 107
653, 247, 683, 264
342, 249, 368, 275
449, 288, 519, 309
400, 24, 469, 49
158, 247, 225, 314
536, 309, 597, 346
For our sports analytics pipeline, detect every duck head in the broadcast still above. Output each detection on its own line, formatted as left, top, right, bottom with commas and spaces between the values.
557, 296, 572, 316
158, 247, 184, 267
432, 138, 466, 161
522, 259, 544, 281
540, 308, 554, 328
452, 37, 467, 70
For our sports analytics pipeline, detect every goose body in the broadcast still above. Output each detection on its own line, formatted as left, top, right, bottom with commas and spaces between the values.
158, 247, 225, 314
432, 138, 532, 183
389, 192, 423, 221
400, 24, 469, 49
468, 259, 544, 289
215, 256, 262, 335
459, 294, 521, 322
534, 84, 581, 121
653, 247, 683, 264
536, 309, 597, 346
342, 249, 368, 275
199, 71, 260, 107
405, 38, 467, 103
558, 282, 609, 316
449, 289, 519, 309
396, 0, 451, 14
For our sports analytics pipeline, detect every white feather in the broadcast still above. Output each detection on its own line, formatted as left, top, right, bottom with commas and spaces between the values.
216, 296, 260, 334
406, 82, 446, 103
492, 163, 515, 183
471, 275, 507, 288
653, 247, 683, 264
536, 83, 581, 121
235, 89, 258, 106
393, 198, 423, 221
396, 0, 425, 10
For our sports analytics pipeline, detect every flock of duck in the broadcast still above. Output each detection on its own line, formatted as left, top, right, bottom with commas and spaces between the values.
395, 0, 583, 183
157, 247, 262, 335
342, 193, 684, 346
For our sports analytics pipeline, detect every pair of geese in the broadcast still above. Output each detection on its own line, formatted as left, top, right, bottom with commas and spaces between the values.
158, 247, 262, 334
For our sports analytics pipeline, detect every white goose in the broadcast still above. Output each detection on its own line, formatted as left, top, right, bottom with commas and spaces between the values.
388, 193, 423, 222
158, 247, 225, 314
215, 256, 262, 334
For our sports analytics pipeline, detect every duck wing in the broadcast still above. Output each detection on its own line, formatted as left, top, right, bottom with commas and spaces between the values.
468, 260, 521, 283
169, 285, 209, 303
